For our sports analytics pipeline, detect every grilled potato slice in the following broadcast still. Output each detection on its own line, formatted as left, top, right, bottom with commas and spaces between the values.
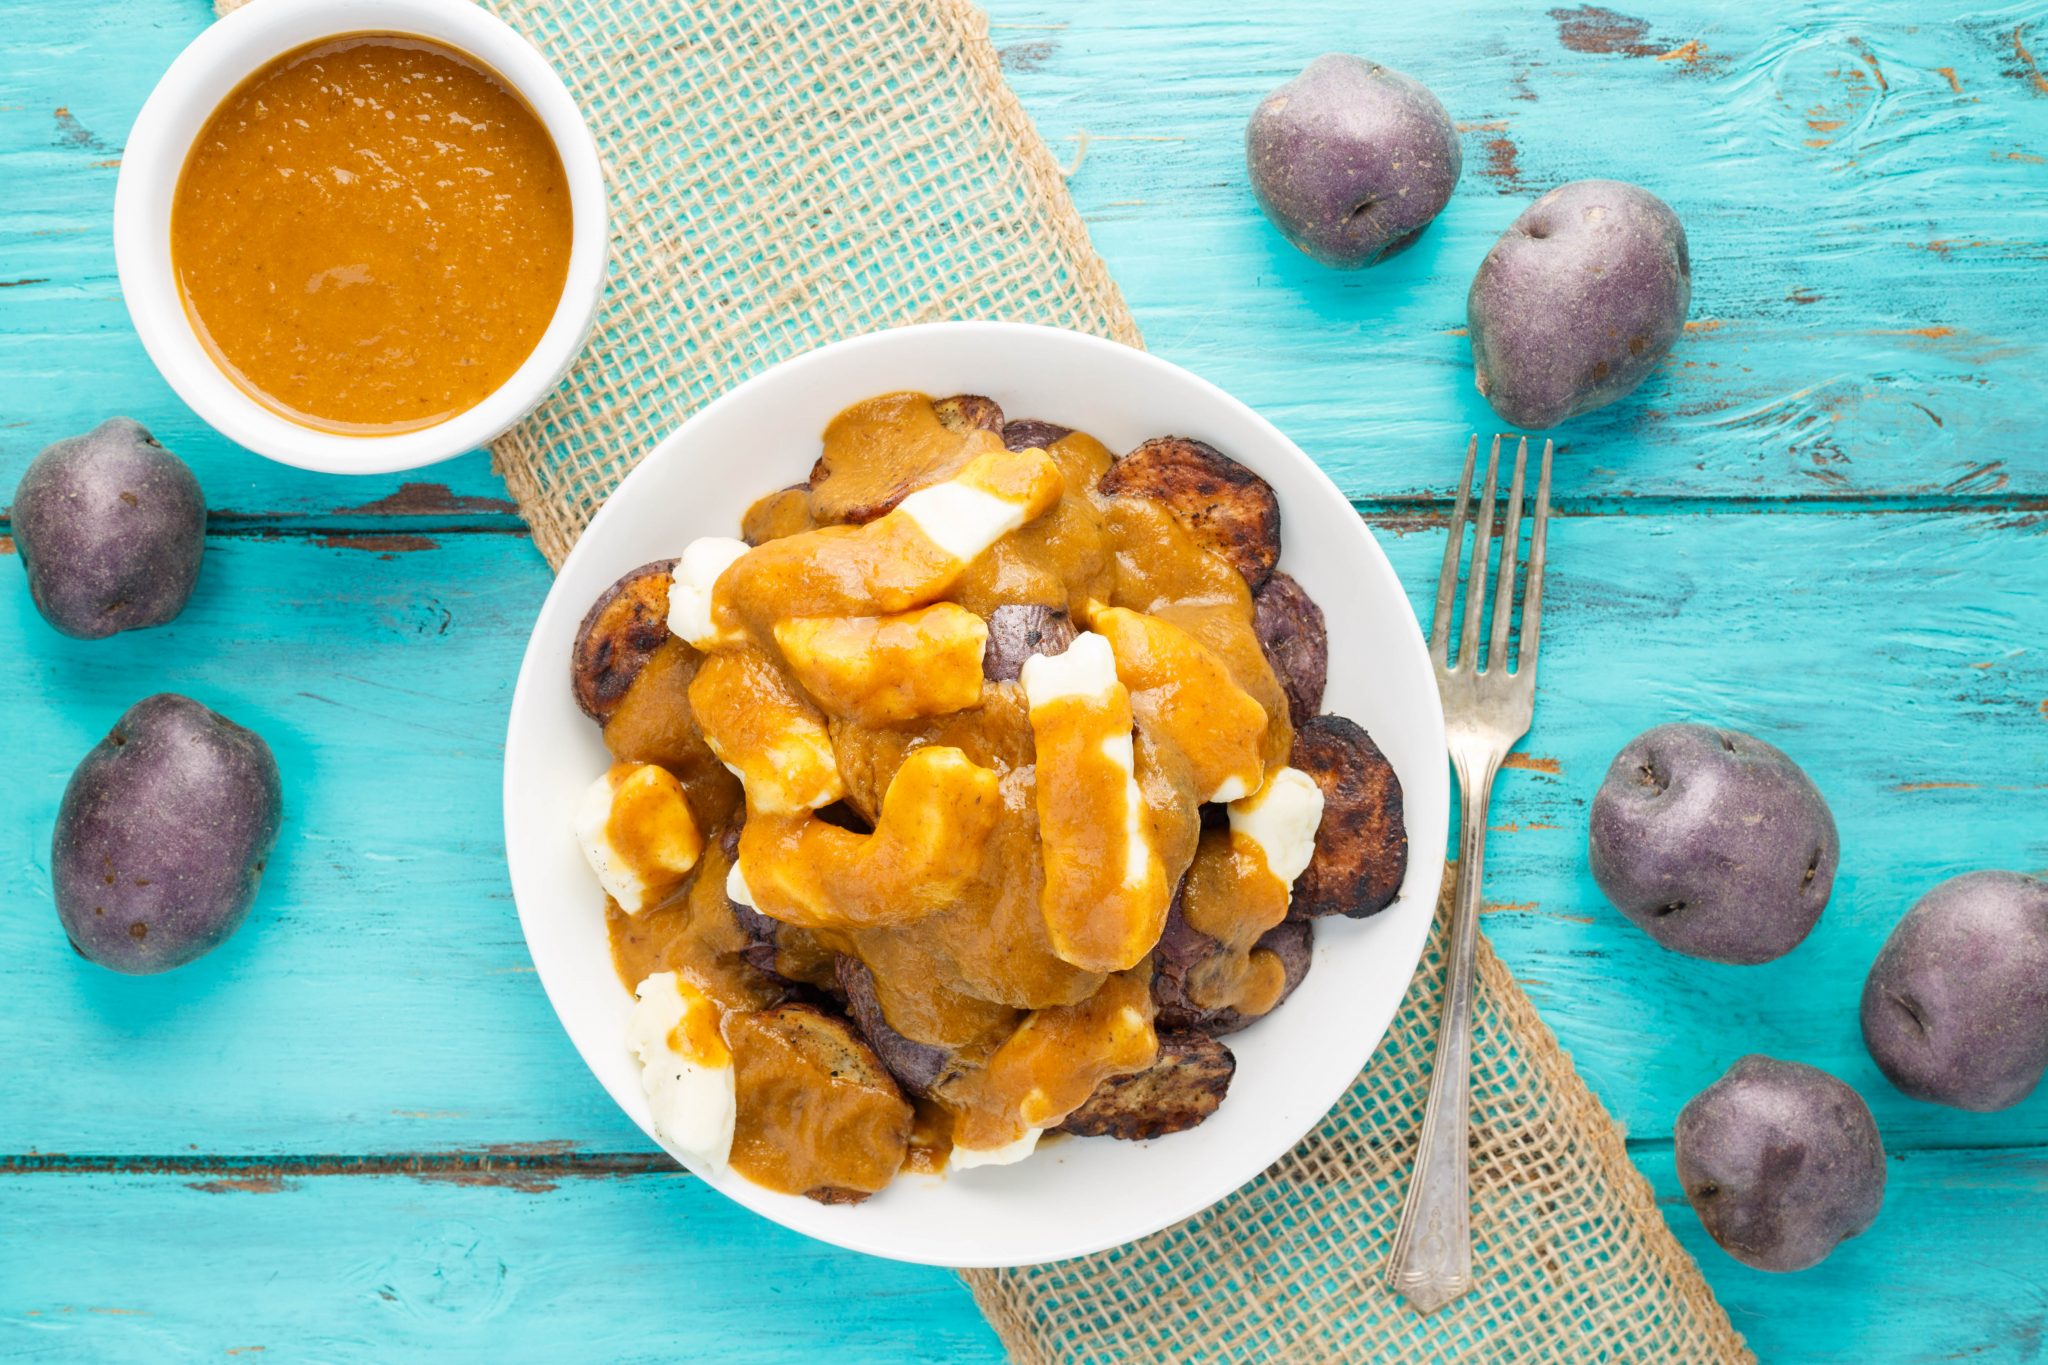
1254, 570, 1328, 725
1291, 715, 1408, 919
808, 392, 1002, 524
727, 1003, 913, 1205
1001, 419, 1073, 451
741, 484, 817, 545
932, 393, 1005, 435
981, 603, 1078, 682
1099, 436, 1282, 589
836, 955, 961, 1099
1153, 907, 1314, 1036
570, 559, 675, 722
1059, 1030, 1236, 1140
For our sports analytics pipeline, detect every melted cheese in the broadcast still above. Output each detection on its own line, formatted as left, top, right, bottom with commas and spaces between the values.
625, 972, 736, 1172
1228, 765, 1325, 889
1023, 633, 1169, 970
574, 763, 704, 914
666, 537, 749, 649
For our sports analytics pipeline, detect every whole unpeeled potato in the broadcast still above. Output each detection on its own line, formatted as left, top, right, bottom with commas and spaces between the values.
1468, 179, 1690, 428
14, 418, 206, 639
1861, 871, 2048, 1111
1589, 723, 1837, 964
1246, 54, 1462, 269
53, 694, 283, 974
1675, 1055, 1886, 1272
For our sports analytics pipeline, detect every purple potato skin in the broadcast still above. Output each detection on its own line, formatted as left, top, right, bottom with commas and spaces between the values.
1674, 1056, 1885, 1272
1252, 571, 1327, 724
53, 694, 282, 974
14, 418, 206, 639
1247, 55, 1461, 269
1468, 179, 1691, 429
1860, 871, 2048, 1112
1589, 724, 1836, 965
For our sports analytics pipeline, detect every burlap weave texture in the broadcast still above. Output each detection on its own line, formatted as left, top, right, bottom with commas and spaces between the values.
210, 0, 1751, 1358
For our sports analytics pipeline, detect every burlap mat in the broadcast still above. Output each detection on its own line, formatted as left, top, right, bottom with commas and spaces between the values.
215, 0, 1748, 1358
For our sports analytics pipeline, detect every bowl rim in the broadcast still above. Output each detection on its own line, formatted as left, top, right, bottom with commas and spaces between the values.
503, 320, 1450, 1266
112, 0, 608, 475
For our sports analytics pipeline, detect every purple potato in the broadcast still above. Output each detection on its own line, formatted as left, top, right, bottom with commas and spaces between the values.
1252, 570, 1327, 724
1246, 54, 1461, 269
836, 954, 960, 1098
1589, 723, 1836, 965
1058, 1030, 1236, 1140
53, 694, 282, 974
1289, 715, 1407, 919
570, 559, 675, 722
1001, 420, 1072, 452
14, 418, 205, 639
1153, 903, 1313, 1036
1468, 179, 1691, 429
982, 604, 1077, 682
1861, 871, 2048, 1112
1674, 1056, 1885, 1272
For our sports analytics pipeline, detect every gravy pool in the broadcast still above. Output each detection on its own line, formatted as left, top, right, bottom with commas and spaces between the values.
171, 35, 573, 435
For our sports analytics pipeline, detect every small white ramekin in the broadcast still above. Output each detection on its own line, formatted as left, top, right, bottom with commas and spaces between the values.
114, 0, 607, 475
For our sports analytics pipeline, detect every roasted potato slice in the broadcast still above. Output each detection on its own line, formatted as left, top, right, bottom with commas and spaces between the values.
718, 825, 839, 991
1254, 570, 1328, 724
1153, 905, 1314, 1036
1059, 1030, 1236, 1140
727, 1003, 913, 1204
570, 559, 675, 721
741, 483, 817, 545
932, 393, 1005, 435
836, 955, 961, 1099
1002, 419, 1073, 451
1291, 715, 1408, 919
807, 391, 998, 525
981, 603, 1078, 682
1099, 436, 1282, 590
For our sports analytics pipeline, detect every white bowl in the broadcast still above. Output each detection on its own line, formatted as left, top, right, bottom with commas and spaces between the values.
114, 0, 607, 475
503, 322, 1449, 1267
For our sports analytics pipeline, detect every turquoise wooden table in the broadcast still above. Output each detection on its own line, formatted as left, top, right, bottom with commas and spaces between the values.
5, 1, 2046, 1359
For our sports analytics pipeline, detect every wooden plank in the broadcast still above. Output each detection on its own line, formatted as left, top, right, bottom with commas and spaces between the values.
5, 0, 2047, 514
0, 1170, 1006, 1363
0, 1146, 2038, 1363
997, 0, 2048, 505
3, 509, 2043, 1158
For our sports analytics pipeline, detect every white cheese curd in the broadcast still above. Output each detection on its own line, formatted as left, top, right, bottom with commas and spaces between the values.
1100, 731, 1152, 890
1208, 773, 1252, 804
573, 765, 702, 914
626, 972, 736, 1173
948, 1126, 1043, 1172
665, 537, 750, 649
725, 859, 755, 909
1019, 630, 1118, 706
896, 479, 1035, 564
1228, 766, 1326, 888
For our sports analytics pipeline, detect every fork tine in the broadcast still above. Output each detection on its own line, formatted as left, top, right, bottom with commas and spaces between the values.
1516, 439, 1555, 675
1429, 436, 1478, 665
1486, 438, 1529, 673
1457, 436, 1502, 671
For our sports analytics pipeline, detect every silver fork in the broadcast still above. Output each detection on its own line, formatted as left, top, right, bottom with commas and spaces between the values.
1383, 434, 1554, 1314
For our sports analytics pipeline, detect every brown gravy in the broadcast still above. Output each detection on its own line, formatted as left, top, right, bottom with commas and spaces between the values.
171, 35, 572, 434
603, 393, 1297, 1196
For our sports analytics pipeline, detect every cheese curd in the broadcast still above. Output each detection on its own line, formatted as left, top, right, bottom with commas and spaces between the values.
1228, 765, 1326, 890
575, 763, 705, 914
665, 537, 749, 650
626, 972, 736, 1172
1023, 633, 1170, 971
948, 1127, 1042, 1172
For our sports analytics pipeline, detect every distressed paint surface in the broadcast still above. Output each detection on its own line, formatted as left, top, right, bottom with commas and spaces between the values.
2, 0, 2046, 1360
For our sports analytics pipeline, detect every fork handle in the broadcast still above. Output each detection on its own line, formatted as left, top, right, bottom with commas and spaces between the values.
1383, 749, 1498, 1314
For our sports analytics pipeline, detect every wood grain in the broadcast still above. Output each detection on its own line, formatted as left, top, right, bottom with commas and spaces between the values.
2, 0, 2046, 1357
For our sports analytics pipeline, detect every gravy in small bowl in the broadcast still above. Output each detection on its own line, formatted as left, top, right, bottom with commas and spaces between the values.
173, 35, 574, 436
